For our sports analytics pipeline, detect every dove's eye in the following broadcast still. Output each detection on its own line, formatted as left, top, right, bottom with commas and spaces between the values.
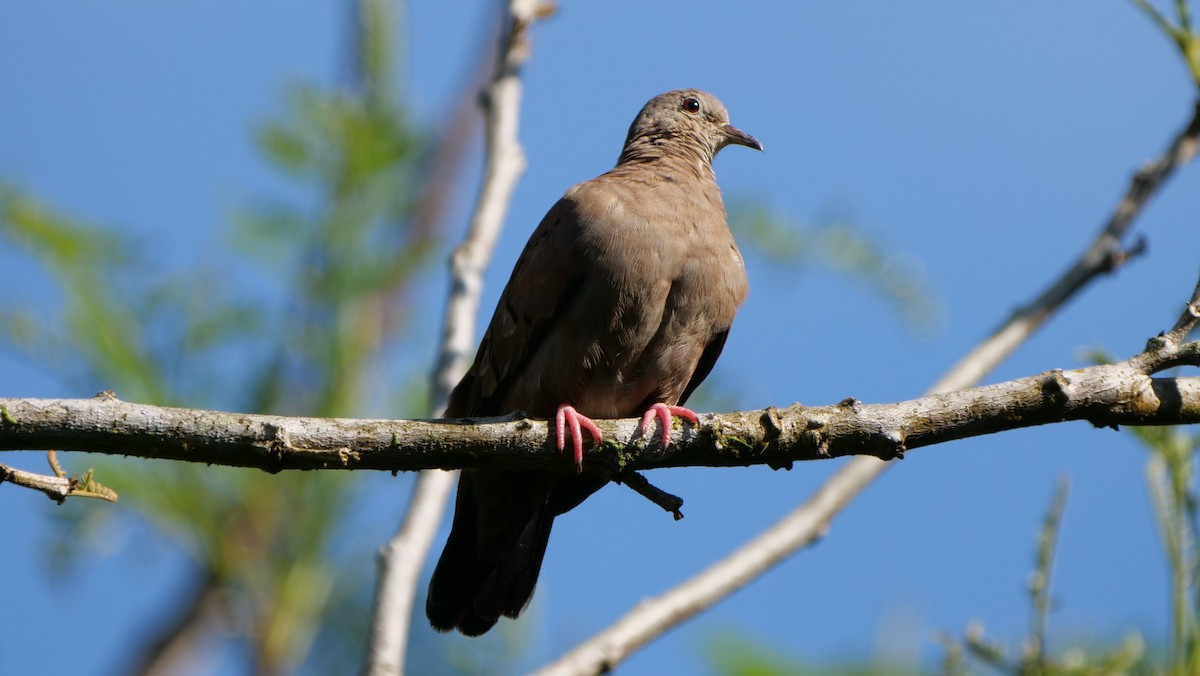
682, 97, 701, 113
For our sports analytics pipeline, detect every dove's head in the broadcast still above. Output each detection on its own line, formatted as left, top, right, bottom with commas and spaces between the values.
618, 89, 762, 166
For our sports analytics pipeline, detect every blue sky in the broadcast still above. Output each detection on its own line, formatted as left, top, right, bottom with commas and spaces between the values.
3, 1, 1200, 674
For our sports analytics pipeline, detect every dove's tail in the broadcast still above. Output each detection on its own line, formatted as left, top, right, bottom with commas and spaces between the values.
425, 473, 554, 636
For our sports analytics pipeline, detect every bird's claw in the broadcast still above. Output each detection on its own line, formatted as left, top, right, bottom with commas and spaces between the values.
555, 404, 602, 472
638, 403, 700, 448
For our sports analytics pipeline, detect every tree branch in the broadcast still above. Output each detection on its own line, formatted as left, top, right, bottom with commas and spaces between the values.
0, 463, 73, 502
0, 449, 119, 503
1, 344, 1197, 474
614, 471, 684, 520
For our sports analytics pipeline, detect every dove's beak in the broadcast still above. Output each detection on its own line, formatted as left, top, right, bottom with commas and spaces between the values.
723, 124, 763, 151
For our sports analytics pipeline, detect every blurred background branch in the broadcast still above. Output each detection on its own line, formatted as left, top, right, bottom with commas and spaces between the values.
365, 2, 549, 672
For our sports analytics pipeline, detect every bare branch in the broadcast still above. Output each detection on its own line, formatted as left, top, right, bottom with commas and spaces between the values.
1166, 266, 1200, 343
429, 0, 554, 408
932, 101, 1199, 395
0, 448, 119, 503
0, 463, 73, 502
614, 471, 684, 520
532, 99, 1200, 676
1, 358, 1197, 477
366, 470, 455, 676
363, 2, 551, 673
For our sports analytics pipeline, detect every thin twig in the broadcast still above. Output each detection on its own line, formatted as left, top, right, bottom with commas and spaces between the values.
531, 93, 1200, 676
615, 471, 684, 520
1132, 0, 1179, 38
0, 451, 118, 503
1130, 0, 1200, 86
0, 463, 72, 502
1027, 477, 1070, 668
1167, 265, 1200, 342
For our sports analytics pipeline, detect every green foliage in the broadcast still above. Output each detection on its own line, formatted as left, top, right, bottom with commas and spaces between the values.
1129, 0, 1200, 87
938, 479, 1150, 676
730, 202, 941, 336
1084, 348, 1200, 674
0, 0, 437, 672
705, 633, 921, 676
1136, 425, 1200, 675
936, 414, 1200, 676
0, 186, 166, 403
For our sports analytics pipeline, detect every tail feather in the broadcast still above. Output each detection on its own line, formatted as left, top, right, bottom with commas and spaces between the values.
426, 475, 555, 636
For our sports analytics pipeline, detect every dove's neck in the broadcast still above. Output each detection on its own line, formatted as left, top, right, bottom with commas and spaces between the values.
616, 136, 717, 181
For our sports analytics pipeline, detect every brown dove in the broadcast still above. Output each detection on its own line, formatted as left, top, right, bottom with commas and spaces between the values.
426, 89, 760, 635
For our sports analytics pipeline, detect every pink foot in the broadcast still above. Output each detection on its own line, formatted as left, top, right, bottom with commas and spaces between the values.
637, 403, 700, 448
555, 404, 602, 472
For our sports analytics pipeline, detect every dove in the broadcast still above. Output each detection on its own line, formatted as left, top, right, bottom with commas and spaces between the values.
427, 89, 761, 635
